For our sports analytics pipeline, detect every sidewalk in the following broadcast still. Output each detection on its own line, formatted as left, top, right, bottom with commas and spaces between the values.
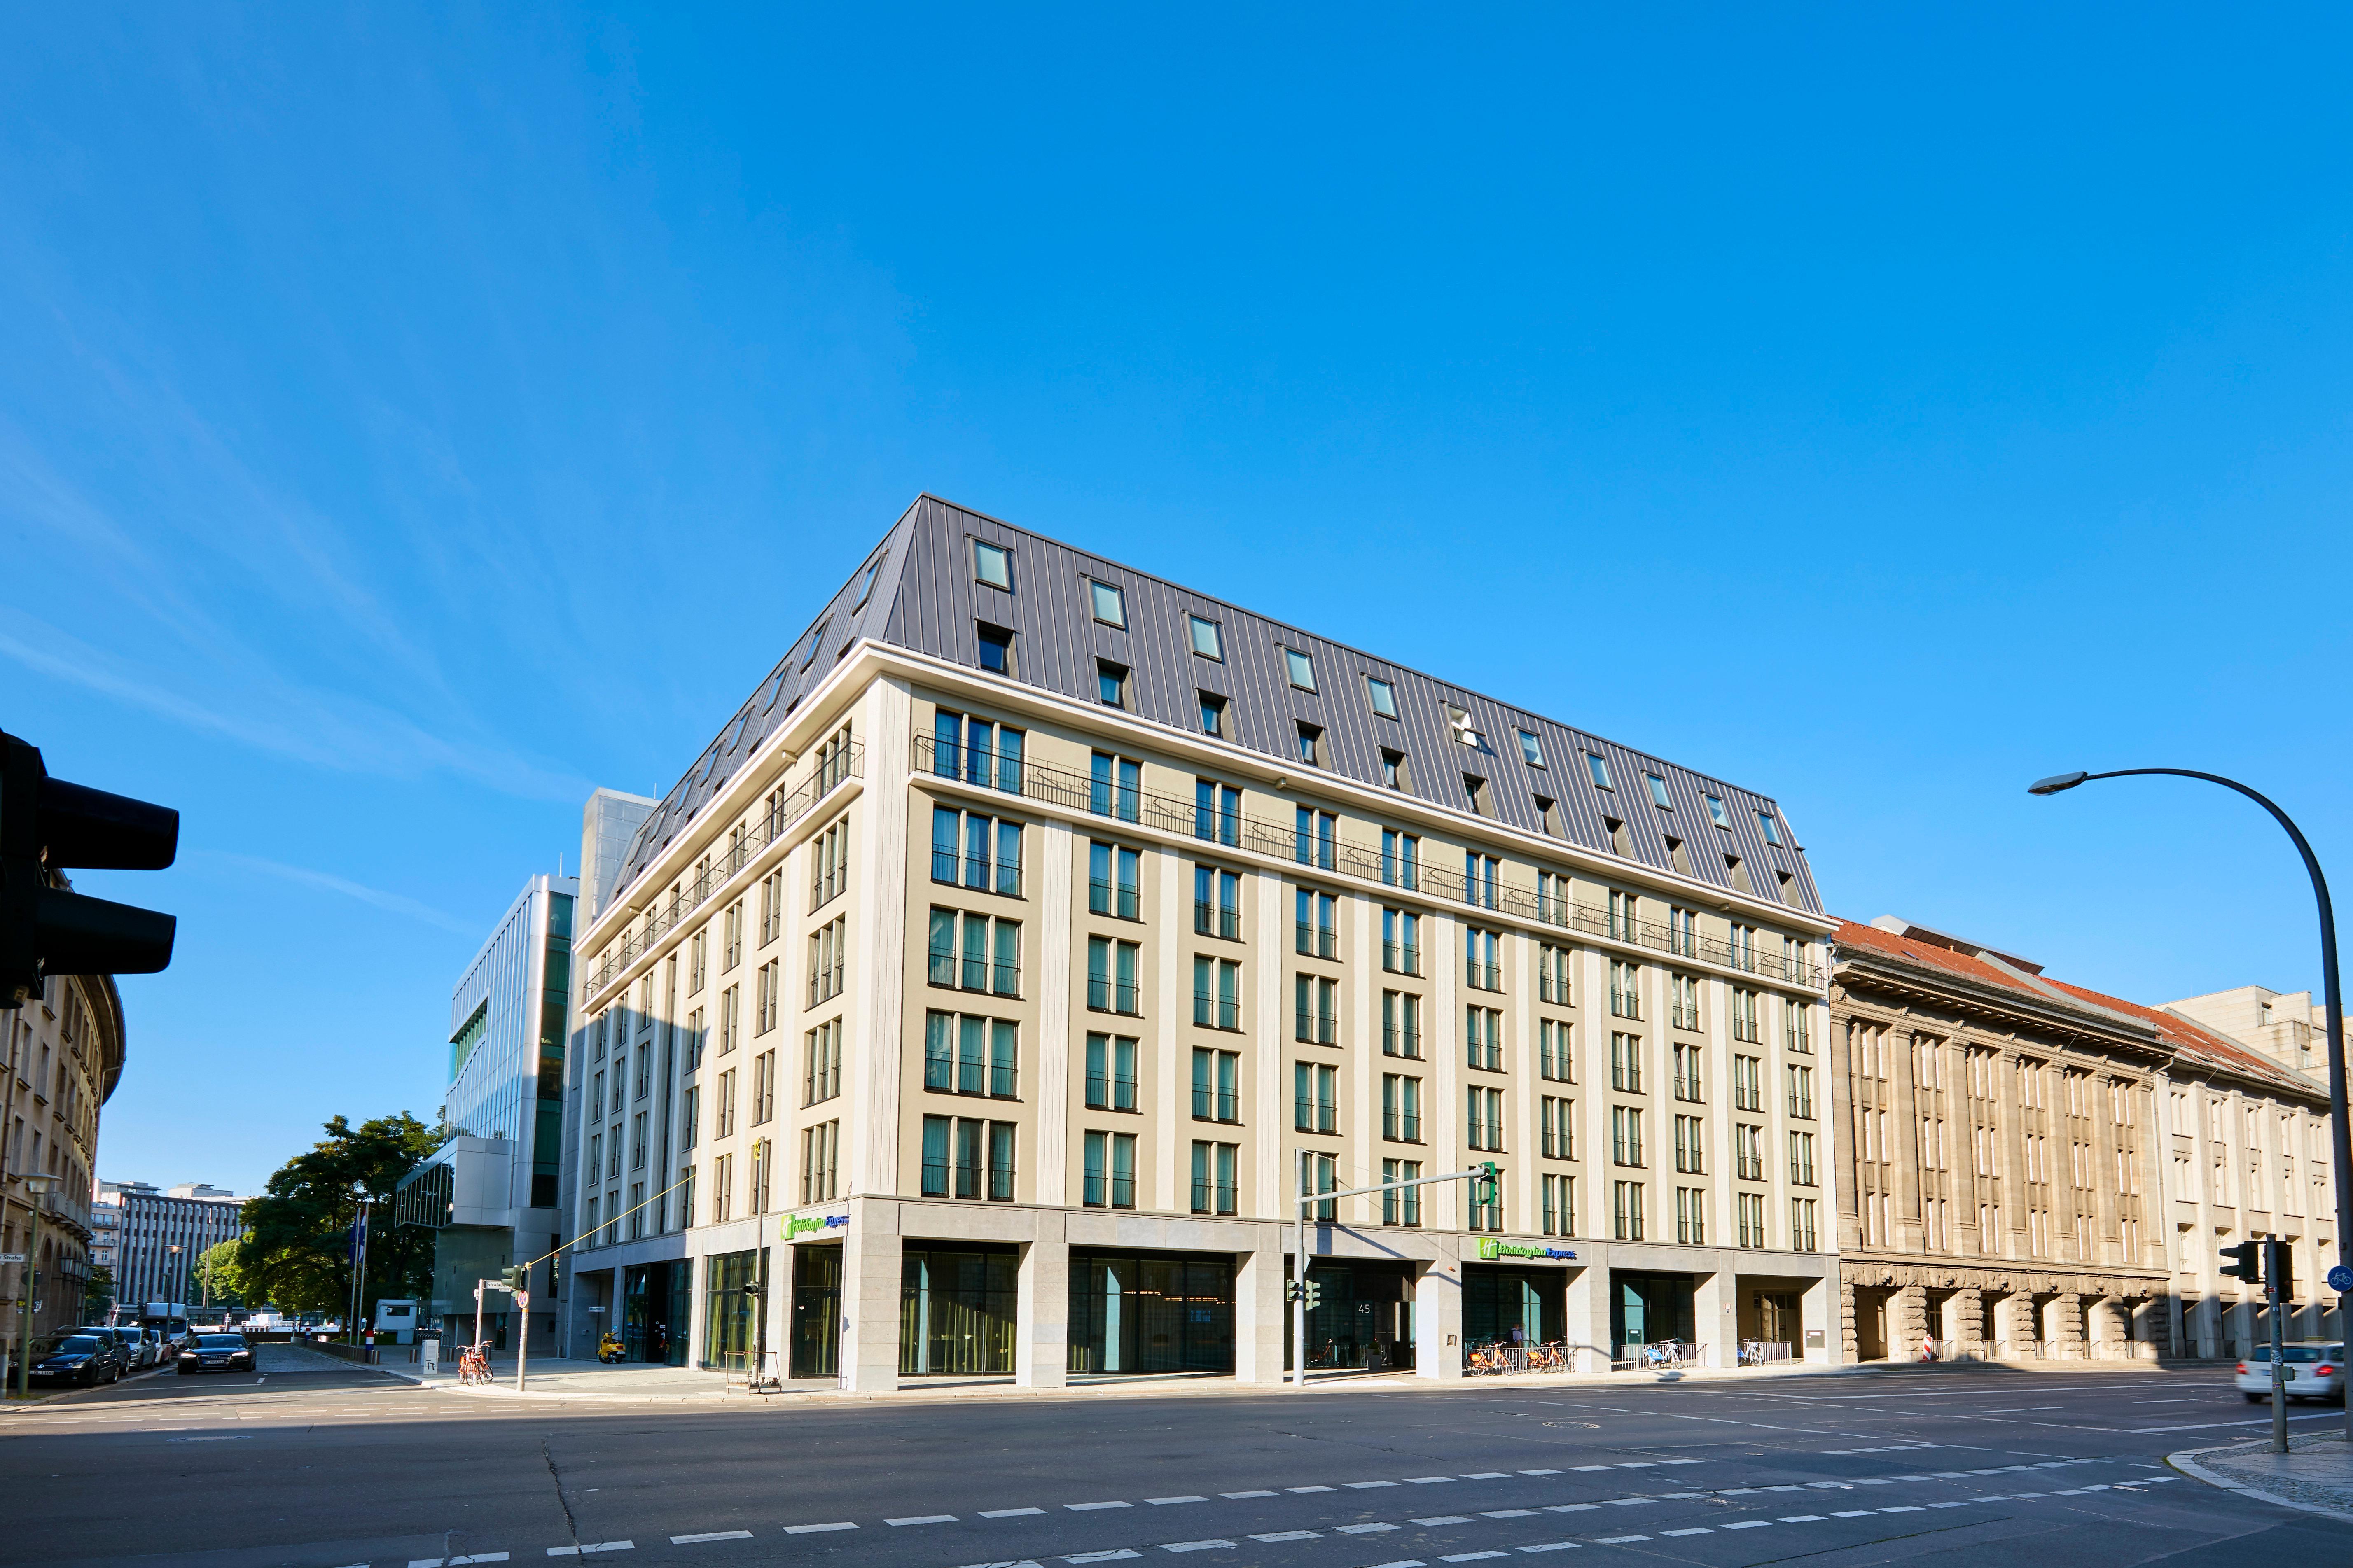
413, 1353, 1869, 1406
2171, 1430, 2353, 1524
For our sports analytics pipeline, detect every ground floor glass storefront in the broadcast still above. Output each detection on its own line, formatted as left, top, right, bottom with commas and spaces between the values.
1289, 1259, 1416, 1372
1610, 1271, 1695, 1353
622, 1260, 690, 1365
901, 1245, 1018, 1375
1067, 1251, 1234, 1376
701, 1248, 768, 1370
1463, 1265, 1566, 1349
791, 1244, 841, 1379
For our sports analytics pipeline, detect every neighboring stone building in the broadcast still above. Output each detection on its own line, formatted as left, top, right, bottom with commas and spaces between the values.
1829, 918, 2337, 1363
2162, 984, 2331, 1090
563, 495, 1839, 1387
2, 973, 122, 1354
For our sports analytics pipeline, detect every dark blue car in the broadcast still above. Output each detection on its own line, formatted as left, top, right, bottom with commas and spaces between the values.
27, 1331, 126, 1386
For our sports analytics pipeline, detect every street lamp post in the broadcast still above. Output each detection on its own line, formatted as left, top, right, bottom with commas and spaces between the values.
2030, 767, 2353, 1450
12, 1172, 58, 1398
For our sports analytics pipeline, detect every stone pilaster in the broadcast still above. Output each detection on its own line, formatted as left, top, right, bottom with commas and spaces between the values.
2052, 1291, 2086, 1359
1955, 1287, 1985, 1359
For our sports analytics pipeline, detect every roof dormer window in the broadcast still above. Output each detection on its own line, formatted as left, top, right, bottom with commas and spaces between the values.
1704, 794, 1730, 828
1189, 616, 1224, 660
1366, 676, 1399, 719
1284, 646, 1318, 692
1757, 811, 1783, 846
1585, 754, 1614, 791
973, 538, 1013, 591
1089, 579, 1127, 628
1645, 773, 1672, 810
1446, 705, 1484, 749
1517, 730, 1545, 768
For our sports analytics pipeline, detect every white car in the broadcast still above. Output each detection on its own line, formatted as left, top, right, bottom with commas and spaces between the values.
2236, 1341, 2345, 1403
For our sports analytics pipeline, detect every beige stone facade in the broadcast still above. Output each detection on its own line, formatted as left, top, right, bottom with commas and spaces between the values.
561, 501, 1841, 1386
2, 971, 122, 1361
1830, 917, 2336, 1363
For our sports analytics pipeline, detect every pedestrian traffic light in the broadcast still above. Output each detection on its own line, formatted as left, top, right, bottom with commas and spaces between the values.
0, 732, 178, 1006
2220, 1241, 2261, 1284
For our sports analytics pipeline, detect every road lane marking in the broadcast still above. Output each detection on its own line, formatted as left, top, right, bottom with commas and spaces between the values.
1065, 1553, 1139, 1564
891, 1515, 959, 1526
1722, 1521, 1771, 1530
1221, 1491, 1276, 1499
1514, 1545, 1579, 1554
1250, 1531, 1321, 1542
1158, 1542, 1234, 1553
545, 1547, 633, 1558
1069, 1502, 1134, 1512
672, 1535, 754, 1545
1660, 1528, 1713, 1538
1290, 1486, 1337, 1493
983, 1508, 1048, 1518
1349, 1481, 1402, 1489
1480, 1510, 1538, 1519
785, 1522, 858, 1534
1407, 1476, 1456, 1484
1147, 1497, 1208, 1505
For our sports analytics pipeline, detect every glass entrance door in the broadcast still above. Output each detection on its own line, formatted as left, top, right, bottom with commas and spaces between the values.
792, 1245, 841, 1378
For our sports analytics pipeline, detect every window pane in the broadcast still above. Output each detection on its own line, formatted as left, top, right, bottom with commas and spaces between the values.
1189, 616, 1223, 659
973, 539, 1012, 589
1090, 580, 1126, 627
1285, 647, 1317, 691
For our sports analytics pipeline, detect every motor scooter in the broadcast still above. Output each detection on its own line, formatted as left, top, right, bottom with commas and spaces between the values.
598, 1332, 625, 1364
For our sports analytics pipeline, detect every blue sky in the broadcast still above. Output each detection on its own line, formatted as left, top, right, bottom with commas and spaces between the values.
7, 7, 2348, 1195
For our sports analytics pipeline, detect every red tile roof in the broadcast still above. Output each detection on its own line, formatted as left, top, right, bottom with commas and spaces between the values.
1832, 919, 2321, 1101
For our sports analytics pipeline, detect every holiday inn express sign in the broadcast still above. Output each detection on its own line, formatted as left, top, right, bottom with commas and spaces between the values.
1477, 1238, 1578, 1262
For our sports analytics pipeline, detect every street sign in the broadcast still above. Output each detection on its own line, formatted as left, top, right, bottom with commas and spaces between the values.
0, 1253, 22, 1264
2328, 1263, 2353, 1293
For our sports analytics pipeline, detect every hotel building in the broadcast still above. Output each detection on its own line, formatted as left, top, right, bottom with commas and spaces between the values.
562, 496, 1838, 1387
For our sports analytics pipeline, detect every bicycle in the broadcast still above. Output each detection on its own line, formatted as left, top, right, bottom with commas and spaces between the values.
1465, 1340, 1510, 1376
1738, 1339, 1764, 1368
1641, 1339, 1683, 1371
458, 1346, 491, 1386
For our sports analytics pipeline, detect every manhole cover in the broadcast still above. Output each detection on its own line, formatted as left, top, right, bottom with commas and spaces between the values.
1542, 1420, 1600, 1429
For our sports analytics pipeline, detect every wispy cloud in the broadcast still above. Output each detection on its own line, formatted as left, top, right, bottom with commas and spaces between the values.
194, 849, 475, 935
0, 606, 590, 802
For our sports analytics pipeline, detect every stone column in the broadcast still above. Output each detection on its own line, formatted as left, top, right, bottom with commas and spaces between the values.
2052, 1291, 2086, 1359
1800, 1268, 1834, 1364
1838, 1278, 1860, 1363
1014, 1221, 1069, 1389
1564, 1263, 1603, 1372
1415, 1250, 1465, 1380
1233, 1227, 1287, 1385
1693, 1265, 1734, 1369
1891, 1282, 1928, 1359
839, 1197, 902, 1392
1954, 1287, 1985, 1360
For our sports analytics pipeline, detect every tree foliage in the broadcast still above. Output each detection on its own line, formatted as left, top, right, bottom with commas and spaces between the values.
83, 1263, 114, 1320
196, 1239, 245, 1308
233, 1112, 444, 1319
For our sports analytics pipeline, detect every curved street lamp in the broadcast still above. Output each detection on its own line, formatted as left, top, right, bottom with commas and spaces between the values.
2031, 767, 2352, 1447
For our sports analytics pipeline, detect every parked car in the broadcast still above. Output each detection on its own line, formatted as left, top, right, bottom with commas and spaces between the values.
79, 1325, 155, 1369
176, 1332, 256, 1375
27, 1331, 127, 1386
2236, 1342, 2345, 1403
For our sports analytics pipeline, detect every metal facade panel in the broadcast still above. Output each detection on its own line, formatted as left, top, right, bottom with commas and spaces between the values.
606, 493, 1822, 917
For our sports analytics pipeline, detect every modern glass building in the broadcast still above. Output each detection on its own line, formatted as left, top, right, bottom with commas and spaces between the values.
394, 873, 577, 1352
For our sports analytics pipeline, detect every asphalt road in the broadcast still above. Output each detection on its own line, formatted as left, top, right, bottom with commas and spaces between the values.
2, 1356, 2343, 1568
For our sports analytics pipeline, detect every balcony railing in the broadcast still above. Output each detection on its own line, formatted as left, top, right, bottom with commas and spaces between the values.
587, 740, 865, 995
1090, 879, 1140, 920
908, 733, 1826, 985
1194, 901, 1241, 939
1296, 922, 1337, 959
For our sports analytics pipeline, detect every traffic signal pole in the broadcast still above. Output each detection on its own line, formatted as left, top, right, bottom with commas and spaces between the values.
2268, 1241, 2289, 1454
1290, 1160, 1493, 1387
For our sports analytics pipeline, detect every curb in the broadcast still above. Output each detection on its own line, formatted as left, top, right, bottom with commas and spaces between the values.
401, 1357, 1924, 1409
2166, 1443, 2353, 1526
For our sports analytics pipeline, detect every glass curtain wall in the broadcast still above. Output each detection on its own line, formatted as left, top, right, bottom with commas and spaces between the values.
702, 1249, 767, 1370
900, 1246, 1017, 1375
1067, 1253, 1234, 1375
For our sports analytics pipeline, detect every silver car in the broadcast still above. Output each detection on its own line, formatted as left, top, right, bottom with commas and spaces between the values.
2236, 1341, 2346, 1403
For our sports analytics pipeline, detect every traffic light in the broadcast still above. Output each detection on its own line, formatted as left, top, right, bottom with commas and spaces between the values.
2264, 1240, 2293, 1301
1473, 1161, 1499, 1206
2220, 1241, 2262, 1284
502, 1265, 527, 1294
1302, 1279, 1323, 1311
0, 732, 177, 1006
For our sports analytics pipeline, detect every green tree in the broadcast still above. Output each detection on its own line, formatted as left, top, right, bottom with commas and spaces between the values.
233, 1112, 444, 1325
194, 1239, 245, 1309
82, 1264, 114, 1321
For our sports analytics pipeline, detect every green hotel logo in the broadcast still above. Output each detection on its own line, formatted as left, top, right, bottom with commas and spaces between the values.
783, 1212, 849, 1241
1477, 1237, 1577, 1262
